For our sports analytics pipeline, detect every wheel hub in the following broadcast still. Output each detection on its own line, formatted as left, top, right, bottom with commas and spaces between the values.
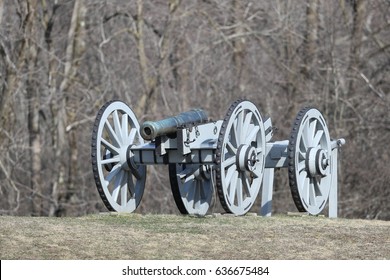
237, 144, 258, 172
306, 147, 329, 177
126, 145, 142, 180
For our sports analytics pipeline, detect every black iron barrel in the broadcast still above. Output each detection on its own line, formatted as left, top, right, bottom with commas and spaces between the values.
140, 109, 208, 140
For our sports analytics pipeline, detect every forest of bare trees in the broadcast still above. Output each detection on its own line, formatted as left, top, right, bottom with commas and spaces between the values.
0, 0, 389, 220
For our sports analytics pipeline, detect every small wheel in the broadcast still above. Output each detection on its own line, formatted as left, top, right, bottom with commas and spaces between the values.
288, 107, 332, 215
91, 101, 146, 212
215, 99, 266, 215
169, 164, 214, 216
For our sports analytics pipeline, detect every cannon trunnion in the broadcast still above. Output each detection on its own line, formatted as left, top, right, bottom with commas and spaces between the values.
91, 99, 344, 216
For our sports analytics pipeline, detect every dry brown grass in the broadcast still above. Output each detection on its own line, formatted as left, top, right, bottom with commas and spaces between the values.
0, 214, 389, 260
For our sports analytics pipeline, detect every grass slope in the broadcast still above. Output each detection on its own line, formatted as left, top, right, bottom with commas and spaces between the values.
0, 214, 389, 260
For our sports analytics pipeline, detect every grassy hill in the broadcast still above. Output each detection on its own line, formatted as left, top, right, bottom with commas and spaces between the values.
1, 213, 389, 259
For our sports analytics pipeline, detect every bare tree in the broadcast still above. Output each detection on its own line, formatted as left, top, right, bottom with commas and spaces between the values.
303, 0, 319, 78
25, 0, 43, 215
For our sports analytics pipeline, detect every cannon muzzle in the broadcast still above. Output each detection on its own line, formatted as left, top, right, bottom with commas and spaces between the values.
140, 109, 208, 140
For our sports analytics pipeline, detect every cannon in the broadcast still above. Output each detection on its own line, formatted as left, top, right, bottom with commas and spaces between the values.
91, 99, 345, 216
140, 109, 208, 140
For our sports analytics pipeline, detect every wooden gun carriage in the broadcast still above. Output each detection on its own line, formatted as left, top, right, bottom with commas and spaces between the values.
91, 99, 344, 217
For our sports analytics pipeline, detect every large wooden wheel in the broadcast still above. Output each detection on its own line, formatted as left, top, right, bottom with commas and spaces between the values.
288, 107, 332, 215
215, 99, 266, 215
169, 164, 214, 216
91, 101, 146, 212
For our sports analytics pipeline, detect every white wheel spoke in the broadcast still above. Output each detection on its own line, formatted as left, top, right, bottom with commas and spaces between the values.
308, 119, 317, 146
101, 138, 120, 154
113, 110, 123, 144
225, 164, 236, 183
242, 112, 253, 143
302, 177, 310, 202
222, 156, 235, 170
112, 186, 120, 203
100, 156, 120, 165
242, 172, 251, 196
179, 167, 194, 180
300, 137, 308, 153
114, 170, 124, 190
313, 177, 323, 197
184, 174, 196, 184
121, 114, 129, 145
120, 173, 128, 204
309, 178, 316, 206
236, 178, 243, 207
112, 170, 124, 202
226, 141, 237, 155
313, 130, 324, 148
105, 164, 121, 183
233, 119, 239, 146
231, 122, 239, 148
299, 171, 307, 190
105, 120, 121, 148
236, 111, 244, 145
129, 128, 137, 144
245, 125, 259, 144
229, 170, 239, 204
303, 123, 311, 149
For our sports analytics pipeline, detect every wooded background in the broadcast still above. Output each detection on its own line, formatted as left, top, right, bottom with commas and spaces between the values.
0, 0, 389, 220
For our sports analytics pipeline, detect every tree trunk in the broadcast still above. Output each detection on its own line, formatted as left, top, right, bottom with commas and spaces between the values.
170, 37, 190, 111
303, 0, 319, 79
50, 0, 85, 216
281, 0, 299, 115
135, 0, 158, 116
232, 0, 246, 95
0, 0, 3, 24
0, 0, 16, 136
24, 0, 42, 216
348, 0, 366, 96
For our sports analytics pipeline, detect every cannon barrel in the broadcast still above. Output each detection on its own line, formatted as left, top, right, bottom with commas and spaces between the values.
140, 109, 208, 140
